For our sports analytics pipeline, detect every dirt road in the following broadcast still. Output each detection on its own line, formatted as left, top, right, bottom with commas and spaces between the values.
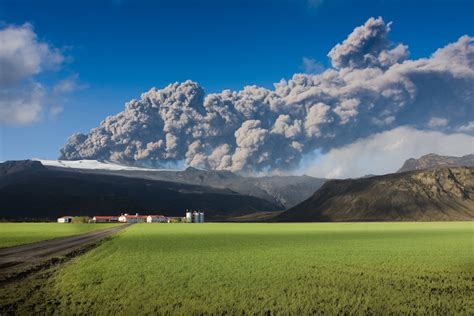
0, 224, 129, 281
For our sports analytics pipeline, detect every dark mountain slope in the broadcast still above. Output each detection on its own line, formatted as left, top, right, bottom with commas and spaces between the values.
43, 164, 326, 209
277, 167, 474, 222
0, 161, 280, 220
398, 153, 474, 173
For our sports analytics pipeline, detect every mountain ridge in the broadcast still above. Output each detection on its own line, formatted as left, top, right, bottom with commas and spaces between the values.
0, 160, 281, 220
397, 153, 474, 173
33, 159, 326, 209
277, 167, 474, 222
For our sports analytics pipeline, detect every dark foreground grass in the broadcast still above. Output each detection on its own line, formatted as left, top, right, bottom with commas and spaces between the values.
7, 222, 474, 314
0, 223, 122, 248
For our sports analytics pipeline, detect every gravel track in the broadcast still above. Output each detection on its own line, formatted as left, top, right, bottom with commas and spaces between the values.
0, 224, 129, 280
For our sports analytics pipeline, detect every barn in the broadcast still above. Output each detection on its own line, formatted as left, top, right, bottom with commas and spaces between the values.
146, 215, 169, 223
92, 216, 119, 223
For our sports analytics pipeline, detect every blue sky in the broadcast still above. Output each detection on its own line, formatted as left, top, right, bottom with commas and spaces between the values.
0, 0, 473, 165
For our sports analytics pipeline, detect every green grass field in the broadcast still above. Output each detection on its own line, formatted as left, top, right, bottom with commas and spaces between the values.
8, 222, 474, 314
0, 223, 122, 248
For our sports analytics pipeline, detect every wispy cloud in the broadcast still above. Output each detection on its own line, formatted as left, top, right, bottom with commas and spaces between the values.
49, 75, 86, 118
300, 57, 324, 74
427, 117, 449, 128
457, 121, 474, 132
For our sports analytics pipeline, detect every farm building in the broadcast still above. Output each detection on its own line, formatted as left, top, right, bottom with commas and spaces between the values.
92, 216, 119, 223
118, 214, 148, 223
146, 215, 169, 223
57, 216, 73, 223
85, 211, 199, 224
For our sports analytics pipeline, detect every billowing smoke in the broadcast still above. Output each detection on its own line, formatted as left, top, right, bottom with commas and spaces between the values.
60, 17, 474, 173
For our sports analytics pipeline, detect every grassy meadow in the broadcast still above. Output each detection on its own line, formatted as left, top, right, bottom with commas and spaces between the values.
0, 223, 122, 248
7, 222, 474, 314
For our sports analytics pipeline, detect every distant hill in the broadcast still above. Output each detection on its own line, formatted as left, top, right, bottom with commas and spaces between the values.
397, 153, 474, 173
277, 167, 474, 222
0, 160, 280, 220
36, 159, 326, 209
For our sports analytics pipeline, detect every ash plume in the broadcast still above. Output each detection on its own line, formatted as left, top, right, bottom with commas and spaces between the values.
60, 17, 474, 173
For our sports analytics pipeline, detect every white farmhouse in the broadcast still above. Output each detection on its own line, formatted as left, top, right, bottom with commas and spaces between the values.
57, 216, 73, 223
118, 214, 147, 223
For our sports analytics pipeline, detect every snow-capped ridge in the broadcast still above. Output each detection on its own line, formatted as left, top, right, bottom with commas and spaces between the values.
33, 159, 178, 172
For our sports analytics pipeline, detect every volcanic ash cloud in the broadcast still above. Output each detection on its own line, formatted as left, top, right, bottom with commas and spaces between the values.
60, 17, 474, 173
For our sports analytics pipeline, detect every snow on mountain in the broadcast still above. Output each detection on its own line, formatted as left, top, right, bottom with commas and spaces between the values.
33, 159, 177, 172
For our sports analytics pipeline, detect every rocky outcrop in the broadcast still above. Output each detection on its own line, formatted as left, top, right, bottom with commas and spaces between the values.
398, 153, 474, 173
278, 167, 474, 222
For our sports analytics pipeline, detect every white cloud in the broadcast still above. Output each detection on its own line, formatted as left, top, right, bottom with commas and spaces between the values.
303, 127, 474, 179
0, 82, 44, 124
427, 117, 449, 128
0, 24, 77, 126
457, 121, 474, 132
0, 23, 63, 85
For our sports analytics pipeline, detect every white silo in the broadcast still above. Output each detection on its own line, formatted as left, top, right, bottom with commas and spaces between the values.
185, 210, 192, 223
193, 211, 199, 223
198, 212, 204, 223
